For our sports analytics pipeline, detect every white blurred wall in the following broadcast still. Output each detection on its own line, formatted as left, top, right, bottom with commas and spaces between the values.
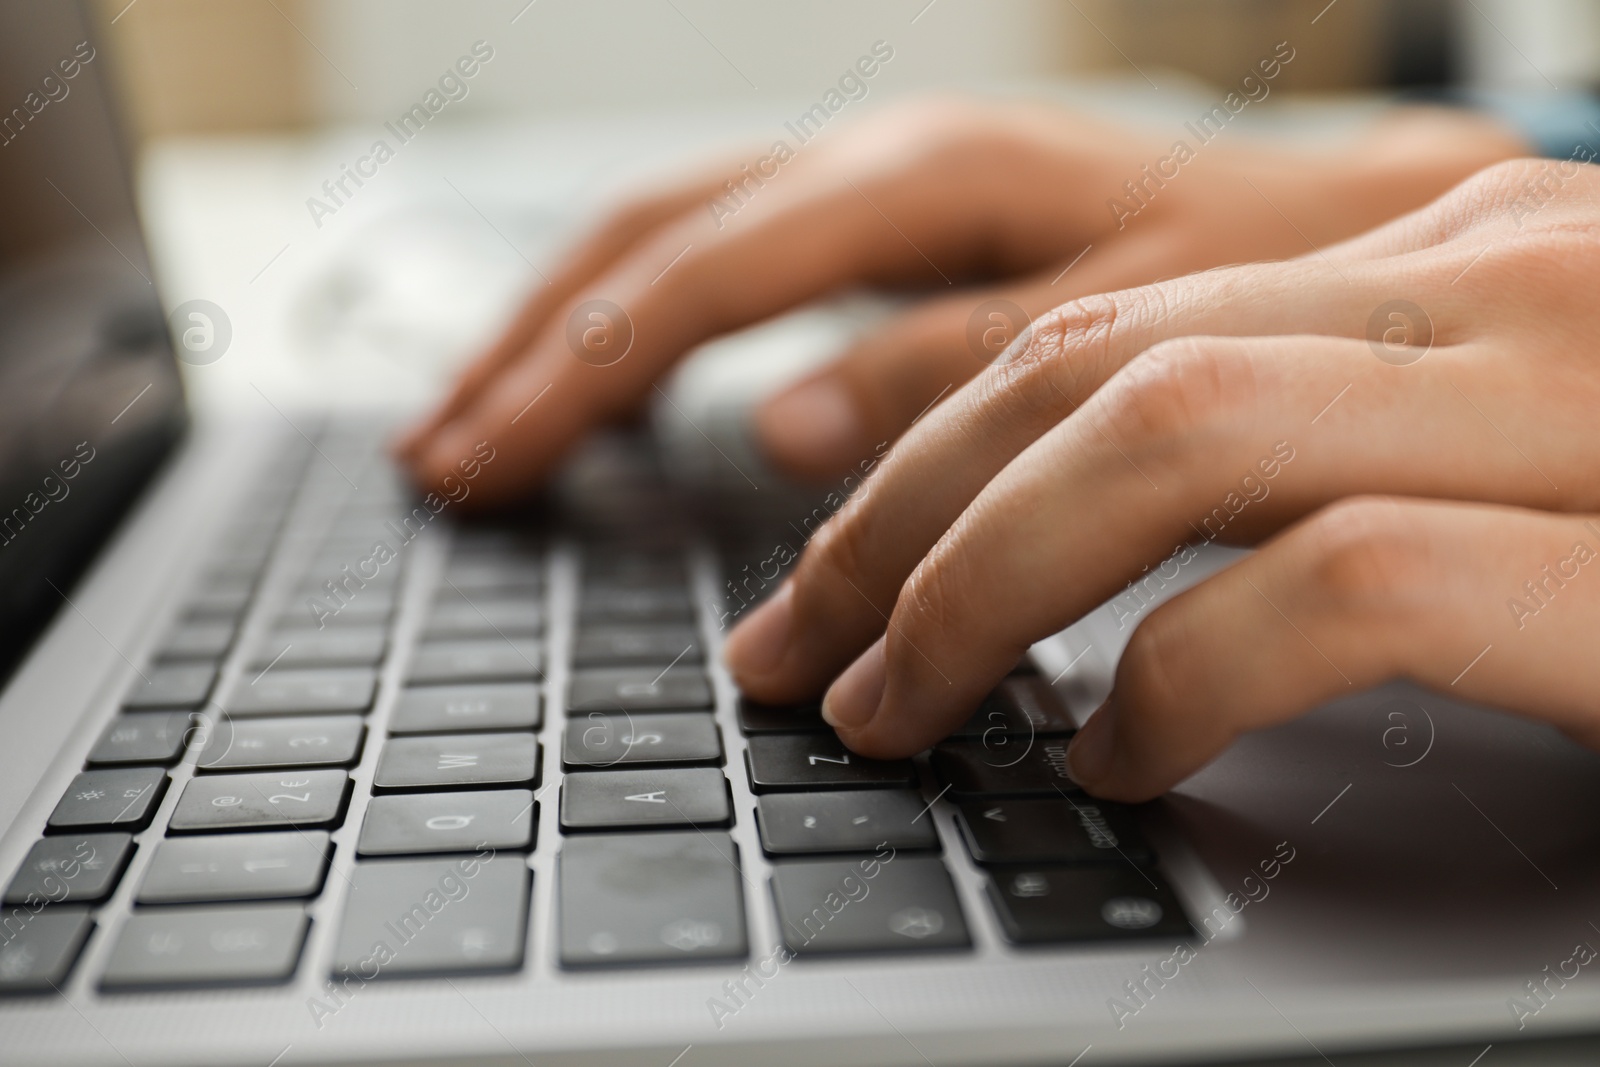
1459, 0, 1600, 88
305, 0, 1079, 122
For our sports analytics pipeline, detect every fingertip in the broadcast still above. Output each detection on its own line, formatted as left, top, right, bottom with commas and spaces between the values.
755, 375, 866, 482
725, 582, 795, 688
822, 636, 886, 732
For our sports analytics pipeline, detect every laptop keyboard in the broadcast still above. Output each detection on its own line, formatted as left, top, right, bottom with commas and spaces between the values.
0, 424, 1194, 995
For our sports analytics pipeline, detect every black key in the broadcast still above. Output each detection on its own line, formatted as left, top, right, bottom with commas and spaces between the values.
406, 639, 543, 685
957, 798, 1153, 866
47, 769, 167, 832
984, 866, 1192, 944
3, 834, 135, 906
579, 585, 694, 623
757, 791, 939, 855
950, 677, 1077, 739
332, 855, 527, 976
931, 738, 1083, 797
563, 712, 721, 768
559, 831, 746, 966
123, 663, 216, 710
358, 790, 535, 855
771, 855, 970, 955
157, 619, 237, 661
375, 734, 540, 791
197, 716, 365, 771
88, 712, 195, 766
568, 667, 711, 712
250, 627, 387, 668
736, 698, 826, 734
137, 832, 330, 903
572, 623, 700, 667
423, 599, 543, 639
101, 905, 308, 988
560, 768, 730, 831
390, 684, 541, 734
0, 909, 94, 992
583, 550, 684, 585
744, 735, 916, 793
168, 770, 349, 832
224, 669, 376, 716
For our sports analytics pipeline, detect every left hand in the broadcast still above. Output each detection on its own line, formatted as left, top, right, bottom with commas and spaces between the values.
722, 158, 1600, 802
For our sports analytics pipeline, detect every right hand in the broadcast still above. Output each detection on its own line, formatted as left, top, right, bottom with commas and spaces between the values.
395, 95, 1526, 503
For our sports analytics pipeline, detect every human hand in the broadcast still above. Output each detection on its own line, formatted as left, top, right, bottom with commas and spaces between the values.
722, 157, 1600, 802
395, 96, 1524, 500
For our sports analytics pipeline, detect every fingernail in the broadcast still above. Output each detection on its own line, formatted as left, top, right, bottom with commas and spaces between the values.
1067, 698, 1118, 786
725, 582, 794, 678
822, 637, 886, 730
756, 376, 862, 475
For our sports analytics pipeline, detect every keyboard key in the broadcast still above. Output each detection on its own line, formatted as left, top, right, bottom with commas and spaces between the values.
0, 909, 94, 992
563, 711, 721, 768
390, 684, 542, 734
279, 597, 391, 629
744, 735, 916, 793
984, 866, 1192, 944
101, 905, 308, 988
331, 855, 528, 977
406, 639, 543, 685
375, 734, 540, 791
88, 712, 196, 766
443, 557, 544, 592
123, 663, 216, 710
950, 677, 1077, 739
224, 669, 376, 717
931, 738, 1083, 797
47, 769, 167, 832
358, 790, 535, 855
196, 716, 365, 771
137, 832, 330, 903
757, 791, 939, 855
736, 698, 827, 734
157, 619, 237, 661
250, 627, 387, 668
568, 667, 711, 712
3, 834, 135, 905
771, 855, 970, 955
579, 585, 693, 623
423, 599, 544, 639
573, 624, 700, 667
956, 798, 1153, 866
558, 831, 746, 966
168, 770, 349, 832
560, 768, 730, 831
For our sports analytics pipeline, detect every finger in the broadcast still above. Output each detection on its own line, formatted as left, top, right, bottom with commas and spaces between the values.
1067, 498, 1600, 801
723, 253, 1455, 703
819, 328, 1588, 761
394, 158, 746, 459
409, 160, 1055, 505
754, 230, 1200, 482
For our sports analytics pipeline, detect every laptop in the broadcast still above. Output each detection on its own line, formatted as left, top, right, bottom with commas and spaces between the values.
6, 5, 1600, 1065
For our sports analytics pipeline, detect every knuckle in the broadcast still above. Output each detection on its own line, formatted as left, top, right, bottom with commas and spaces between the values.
1117, 605, 1197, 718
800, 499, 877, 603
976, 290, 1131, 419
893, 544, 968, 652
1096, 335, 1253, 459
1297, 497, 1436, 614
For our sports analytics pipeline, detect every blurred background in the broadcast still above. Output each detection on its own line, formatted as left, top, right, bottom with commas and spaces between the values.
73, 0, 1600, 478
93, 0, 1600, 142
